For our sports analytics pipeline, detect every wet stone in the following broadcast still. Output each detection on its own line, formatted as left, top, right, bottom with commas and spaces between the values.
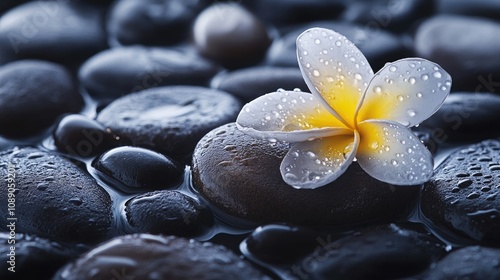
242, 224, 319, 264
289, 223, 446, 280
125, 190, 213, 237
93, 146, 183, 192
0, 147, 112, 243
437, 0, 500, 20
0, 60, 83, 138
54, 114, 130, 158
341, 0, 434, 33
0, 0, 28, 13
415, 15, 500, 92
422, 139, 500, 244
0, 233, 85, 280
266, 21, 411, 71
79, 46, 219, 99
419, 93, 500, 142
53, 234, 272, 280
419, 246, 500, 280
192, 123, 420, 225
107, 0, 209, 46
193, 3, 271, 69
0, 1, 107, 67
212, 66, 308, 103
96, 86, 241, 162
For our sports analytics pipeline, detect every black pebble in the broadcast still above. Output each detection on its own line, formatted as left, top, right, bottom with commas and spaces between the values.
93, 146, 183, 192
0, 60, 83, 138
212, 66, 308, 103
125, 190, 212, 237
79, 46, 219, 98
0, 148, 112, 243
422, 139, 500, 244
96, 86, 241, 162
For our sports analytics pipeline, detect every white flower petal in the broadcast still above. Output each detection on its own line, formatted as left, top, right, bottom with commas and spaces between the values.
236, 91, 351, 143
296, 27, 374, 127
280, 132, 359, 189
356, 119, 433, 185
356, 58, 451, 127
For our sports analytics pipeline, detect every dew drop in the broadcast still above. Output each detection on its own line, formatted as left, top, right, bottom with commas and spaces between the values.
391, 159, 398, 166
326, 76, 334, 83
306, 151, 316, 158
370, 141, 379, 149
314, 38, 321, 44
409, 63, 416, 68
407, 109, 416, 117
409, 77, 416, 84
354, 73, 362, 80
421, 74, 429, 81
313, 70, 320, 77
276, 104, 283, 110
335, 40, 342, 47
433, 71, 442, 78
303, 50, 308, 56
389, 65, 397, 72
397, 95, 404, 101
305, 63, 311, 68
277, 88, 285, 92
373, 86, 382, 93
416, 92, 423, 98
281, 97, 287, 102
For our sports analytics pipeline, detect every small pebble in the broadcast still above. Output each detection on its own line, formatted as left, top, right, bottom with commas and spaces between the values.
53, 234, 272, 280
125, 190, 213, 237
93, 146, 183, 192
0, 60, 83, 138
96, 86, 241, 162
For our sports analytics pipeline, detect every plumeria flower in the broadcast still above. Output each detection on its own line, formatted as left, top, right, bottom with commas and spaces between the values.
236, 27, 451, 189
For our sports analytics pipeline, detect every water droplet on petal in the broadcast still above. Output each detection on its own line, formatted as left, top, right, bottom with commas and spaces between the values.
373, 86, 382, 93
313, 70, 320, 77
389, 65, 397, 72
354, 73, 362, 80
433, 71, 442, 78
397, 95, 404, 101
306, 151, 316, 158
416, 92, 423, 98
421, 74, 428, 81
303, 50, 308, 56
407, 109, 416, 117
314, 38, 321, 44
409, 77, 416, 84
335, 40, 342, 47
370, 141, 379, 149
277, 88, 285, 92
391, 159, 398, 166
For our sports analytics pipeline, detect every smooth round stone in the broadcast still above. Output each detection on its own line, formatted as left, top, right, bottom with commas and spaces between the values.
437, 0, 500, 19
0, 233, 85, 279
341, 0, 434, 32
420, 93, 500, 142
0, 60, 83, 138
0, 148, 112, 243
96, 86, 241, 161
54, 114, 130, 158
415, 15, 500, 92
53, 234, 272, 280
0, 1, 107, 66
291, 223, 445, 280
93, 146, 183, 192
125, 190, 213, 237
242, 224, 319, 264
243, 0, 345, 26
212, 66, 308, 103
192, 123, 420, 225
193, 3, 271, 69
108, 0, 208, 46
266, 21, 411, 71
420, 246, 500, 280
79, 46, 219, 98
422, 139, 500, 243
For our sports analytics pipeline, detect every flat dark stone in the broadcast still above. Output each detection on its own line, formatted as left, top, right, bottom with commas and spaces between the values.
0, 148, 112, 243
79, 46, 219, 98
93, 146, 183, 192
125, 190, 213, 237
96, 86, 241, 162
212, 66, 308, 103
0, 60, 83, 138
420, 93, 500, 142
266, 21, 411, 71
192, 123, 420, 225
292, 223, 445, 280
415, 15, 500, 92
0, 1, 107, 67
53, 234, 272, 280
422, 139, 500, 244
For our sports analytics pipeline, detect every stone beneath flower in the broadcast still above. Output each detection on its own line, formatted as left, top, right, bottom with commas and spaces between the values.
236, 27, 452, 189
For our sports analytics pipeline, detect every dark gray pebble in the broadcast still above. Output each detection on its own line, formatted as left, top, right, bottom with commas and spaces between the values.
419, 246, 500, 280
0, 60, 83, 138
415, 15, 500, 92
96, 86, 241, 161
289, 223, 446, 280
266, 21, 411, 71
192, 123, 420, 225
212, 66, 308, 103
422, 139, 500, 244
93, 146, 183, 192
0, 1, 107, 67
0, 233, 85, 279
107, 0, 209, 46
125, 190, 212, 237
79, 46, 219, 98
193, 3, 271, 69
420, 93, 500, 142
437, 0, 500, 20
53, 234, 272, 280
0, 147, 112, 243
